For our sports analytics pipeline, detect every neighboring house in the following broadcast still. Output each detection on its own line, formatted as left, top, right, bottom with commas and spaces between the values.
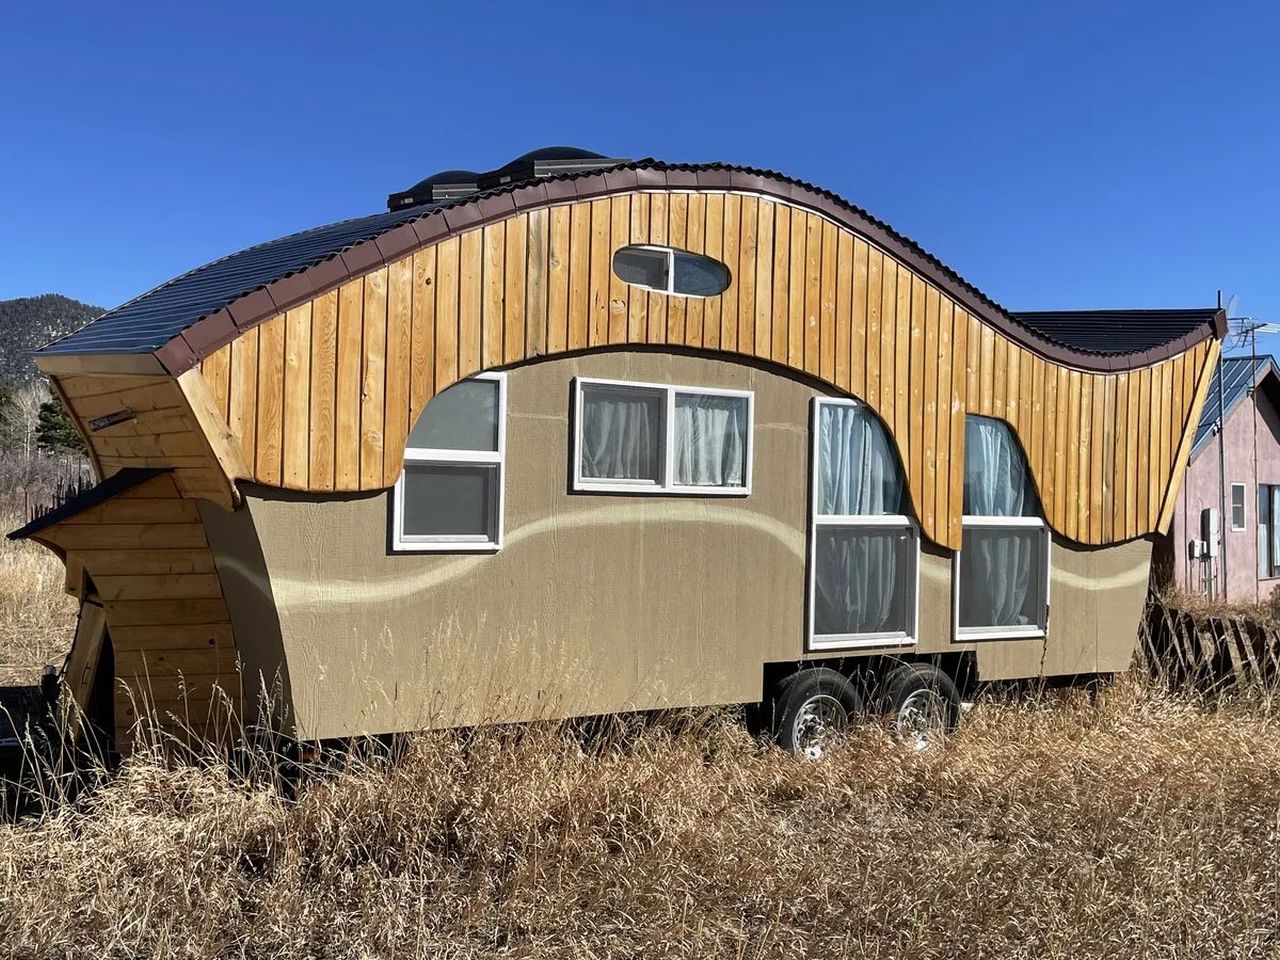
7, 148, 1224, 756
1163, 355, 1280, 602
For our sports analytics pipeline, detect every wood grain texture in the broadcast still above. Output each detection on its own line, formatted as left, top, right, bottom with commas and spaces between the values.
57, 373, 236, 508
308, 289, 339, 491
167, 191, 1215, 549
27, 472, 241, 749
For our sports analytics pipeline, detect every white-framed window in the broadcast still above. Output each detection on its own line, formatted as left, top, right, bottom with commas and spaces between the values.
392, 373, 506, 552
807, 398, 919, 651
611, 245, 731, 298
1258, 485, 1280, 579
954, 416, 1050, 640
1230, 482, 1246, 531
572, 377, 753, 495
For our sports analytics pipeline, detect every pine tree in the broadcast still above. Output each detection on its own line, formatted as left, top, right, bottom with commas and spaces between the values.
35, 398, 85, 456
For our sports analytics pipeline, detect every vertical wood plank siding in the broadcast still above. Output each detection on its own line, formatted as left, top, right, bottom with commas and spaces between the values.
196, 191, 1218, 550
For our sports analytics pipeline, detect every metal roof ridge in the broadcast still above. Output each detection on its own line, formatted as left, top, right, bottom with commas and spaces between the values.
37, 156, 1226, 376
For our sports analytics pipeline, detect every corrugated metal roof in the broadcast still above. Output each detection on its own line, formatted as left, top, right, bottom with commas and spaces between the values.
40, 205, 435, 355
1191, 355, 1280, 455
1011, 309, 1222, 356
37, 153, 1223, 364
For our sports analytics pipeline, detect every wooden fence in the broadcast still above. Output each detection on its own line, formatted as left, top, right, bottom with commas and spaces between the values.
1141, 593, 1280, 690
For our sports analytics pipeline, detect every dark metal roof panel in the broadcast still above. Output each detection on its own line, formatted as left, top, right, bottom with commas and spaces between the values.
1011, 309, 1223, 356
40, 205, 435, 355
1191, 355, 1280, 455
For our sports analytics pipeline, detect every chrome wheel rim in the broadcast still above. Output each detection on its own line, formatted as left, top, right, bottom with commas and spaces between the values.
891, 689, 947, 752
792, 695, 847, 760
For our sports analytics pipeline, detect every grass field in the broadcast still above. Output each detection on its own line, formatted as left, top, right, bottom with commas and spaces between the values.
1, 516, 1278, 958
0, 510, 77, 685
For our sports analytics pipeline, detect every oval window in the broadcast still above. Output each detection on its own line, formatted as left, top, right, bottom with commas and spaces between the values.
612, 245, 730, 297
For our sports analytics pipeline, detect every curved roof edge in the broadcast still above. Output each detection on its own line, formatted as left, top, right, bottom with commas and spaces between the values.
43, 159, 1227, 376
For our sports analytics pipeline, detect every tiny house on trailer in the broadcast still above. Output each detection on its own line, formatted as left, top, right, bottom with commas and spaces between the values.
9, 148, 1225, 756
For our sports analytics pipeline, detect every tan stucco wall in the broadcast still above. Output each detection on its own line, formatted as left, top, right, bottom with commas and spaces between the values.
974, 537, 1153, 680
202, 350, 1153, 740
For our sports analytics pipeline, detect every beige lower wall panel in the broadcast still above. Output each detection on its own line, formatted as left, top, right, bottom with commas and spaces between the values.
212, 353, 811, 739
199, 350, 1155, 739
974, 537, 1153, 680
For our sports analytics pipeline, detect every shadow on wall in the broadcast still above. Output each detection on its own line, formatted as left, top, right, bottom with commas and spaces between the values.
198, 497, 297, 737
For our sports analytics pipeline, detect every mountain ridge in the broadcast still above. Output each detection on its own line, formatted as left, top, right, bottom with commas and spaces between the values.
0, 294, 105, 384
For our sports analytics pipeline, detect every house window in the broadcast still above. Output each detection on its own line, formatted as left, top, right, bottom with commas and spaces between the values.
611, 245, 731, 297
392, 373, 506, 551
808, 398, 918, 650
1231, 483, 1247, 531
573, 377, 752, 495
1258, 485, 1280, 579
956, 416, 1050, 639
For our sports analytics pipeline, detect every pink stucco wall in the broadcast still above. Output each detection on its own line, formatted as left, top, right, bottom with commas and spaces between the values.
1170, 380, 1280, 602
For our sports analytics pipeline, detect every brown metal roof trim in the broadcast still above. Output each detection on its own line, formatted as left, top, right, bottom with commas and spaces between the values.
154, 162, 1225, 376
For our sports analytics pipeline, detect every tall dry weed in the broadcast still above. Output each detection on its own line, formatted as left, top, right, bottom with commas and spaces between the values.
1, 511, 1278, 956
0, 682, 1277, 959
0, 509, 76, 685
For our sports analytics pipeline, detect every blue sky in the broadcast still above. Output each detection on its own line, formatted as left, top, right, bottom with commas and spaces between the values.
3, 1, 1278, 353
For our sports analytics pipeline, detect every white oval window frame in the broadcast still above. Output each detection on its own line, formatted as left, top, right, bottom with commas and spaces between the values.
611, 244, 731, 299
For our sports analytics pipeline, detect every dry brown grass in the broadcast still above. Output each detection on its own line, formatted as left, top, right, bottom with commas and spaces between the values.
0, 688, 1277, 959
0, 508, 76, 685
1159, 583, 1280, 629
1, 527, 1279, 957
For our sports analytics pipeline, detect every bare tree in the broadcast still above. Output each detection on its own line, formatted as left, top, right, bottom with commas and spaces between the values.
0, 381, 48, 460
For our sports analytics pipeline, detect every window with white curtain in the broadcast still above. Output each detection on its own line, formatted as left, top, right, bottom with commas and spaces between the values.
573, 377, 752, 494
808, 398, 918, 650
392, 373, 506, 551
1257, 484, 1280, 579
956, 415, 1050, 639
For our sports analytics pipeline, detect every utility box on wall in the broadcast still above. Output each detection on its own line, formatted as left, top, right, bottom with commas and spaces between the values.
1201, 507, 1220, 558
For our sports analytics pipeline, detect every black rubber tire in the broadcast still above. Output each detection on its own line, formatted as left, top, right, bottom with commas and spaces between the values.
877, 663, 962, 744
770, 668, 863, 759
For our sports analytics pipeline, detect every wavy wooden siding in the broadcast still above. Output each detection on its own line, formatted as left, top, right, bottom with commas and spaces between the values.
27, 472, 241, 746
198, 191, 1218, 549
54, 373, 237, 508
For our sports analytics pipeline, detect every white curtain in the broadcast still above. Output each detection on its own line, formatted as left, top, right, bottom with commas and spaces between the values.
814, 403, 907, 636
817, 403, 903, 515
962, 417, 1041, 627
580, 389, 662, 481
960, 528, 1040, 627
673, 394, 746, 486
963, 417, 1036, 517
1271, 486, 1280, 577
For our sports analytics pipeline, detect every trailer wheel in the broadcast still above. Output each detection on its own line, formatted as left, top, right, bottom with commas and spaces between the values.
878, 663, 961, 751
770, 668, 863, 761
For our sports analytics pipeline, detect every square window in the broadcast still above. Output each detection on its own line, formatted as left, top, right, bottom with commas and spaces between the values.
957, 524, 1049, 634
579, 384, 664, 483
812, 525, 916, 640
401, 464, 497, 540
673, 392, 748, 487
573, 378, 752, 494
